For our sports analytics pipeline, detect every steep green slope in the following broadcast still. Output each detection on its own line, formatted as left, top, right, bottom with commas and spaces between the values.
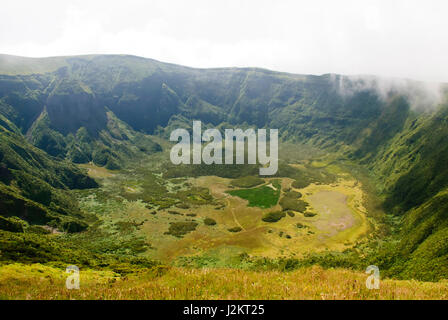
0, 72, 162, 168
373, 102, 448, 212
0, 113, 97, 231
364, 99, 448, 281
397, 190, 448, 281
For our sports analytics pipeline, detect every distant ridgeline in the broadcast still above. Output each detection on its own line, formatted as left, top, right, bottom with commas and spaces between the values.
0, 54, 448, 280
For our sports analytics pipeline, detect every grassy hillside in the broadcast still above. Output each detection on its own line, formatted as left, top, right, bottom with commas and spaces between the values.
1, 263, 447, 300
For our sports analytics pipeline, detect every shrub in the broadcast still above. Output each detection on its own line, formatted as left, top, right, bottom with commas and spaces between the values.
164, 222, 198, 238
68, 147, 90, 163
26, 225, 51, 234
62, 220, 88, 233
284, 191, 302, 199
228, 227, 242, 232
0, 216, 25, 232
92, 148, 111, 166
304, 212, 317, 217
292, 180, 310, 189
279, 197, 308, 212
105, 158, 121, 170
204, 218, 217, 226
262, 211, 286, 223
176, 203, 190, 209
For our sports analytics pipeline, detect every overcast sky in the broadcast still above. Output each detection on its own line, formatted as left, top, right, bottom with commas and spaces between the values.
1, 0, 447, 82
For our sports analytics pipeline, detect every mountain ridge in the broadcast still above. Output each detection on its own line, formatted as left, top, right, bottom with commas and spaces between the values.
3, 53, 446, 85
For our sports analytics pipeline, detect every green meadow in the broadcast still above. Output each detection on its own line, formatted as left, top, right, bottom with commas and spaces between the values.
228, 179, 282, 208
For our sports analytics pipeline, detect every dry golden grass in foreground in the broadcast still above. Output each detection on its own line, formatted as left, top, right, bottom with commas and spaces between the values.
0, 263, 447, 300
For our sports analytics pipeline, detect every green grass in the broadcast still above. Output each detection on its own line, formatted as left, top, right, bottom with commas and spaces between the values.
227, 179, 281, 208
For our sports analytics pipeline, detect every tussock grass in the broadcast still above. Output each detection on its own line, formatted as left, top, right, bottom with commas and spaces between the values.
1, 263, 447, 300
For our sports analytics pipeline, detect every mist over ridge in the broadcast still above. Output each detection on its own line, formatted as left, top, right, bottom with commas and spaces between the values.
329, 73, 445, 112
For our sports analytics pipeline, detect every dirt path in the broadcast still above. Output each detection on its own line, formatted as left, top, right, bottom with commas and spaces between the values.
224, 196, 246, 231
265, 183, 277, 190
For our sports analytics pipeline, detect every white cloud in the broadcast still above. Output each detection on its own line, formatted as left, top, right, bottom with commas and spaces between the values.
1, 0, 447, 82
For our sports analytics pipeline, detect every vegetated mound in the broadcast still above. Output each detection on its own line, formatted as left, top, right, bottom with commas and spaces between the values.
292, 179, 310, 189
203, 217, 217, 226
164, 222, 198, 238
279, 197, 308, 212
228, 226, 242, 232
303, 212, 317, 217
284, 190, 302, 199
262, 211, 286, 223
